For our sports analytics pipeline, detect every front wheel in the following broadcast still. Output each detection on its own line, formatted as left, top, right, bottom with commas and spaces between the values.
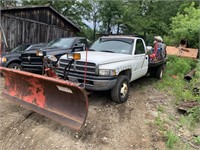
111, 75, 130, 103
8, 63, 22, 70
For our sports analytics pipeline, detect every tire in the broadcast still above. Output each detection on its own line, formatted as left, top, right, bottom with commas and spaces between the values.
111, 75, 130, 103
149, 68, 156, 77
155, 65, 164, 79
8, 63, 22, 70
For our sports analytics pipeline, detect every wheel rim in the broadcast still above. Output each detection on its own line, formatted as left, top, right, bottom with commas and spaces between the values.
120, 82, 128, 99
159, 69, 163, 79
11, 66, 21, 70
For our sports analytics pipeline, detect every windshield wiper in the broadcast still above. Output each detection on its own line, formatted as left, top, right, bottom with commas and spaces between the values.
100, 50, 115, 53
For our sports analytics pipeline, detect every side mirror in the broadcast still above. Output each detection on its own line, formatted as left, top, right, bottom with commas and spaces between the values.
146, 46, 153, 51
146, 46, 153, 55
72, 44, 85, 52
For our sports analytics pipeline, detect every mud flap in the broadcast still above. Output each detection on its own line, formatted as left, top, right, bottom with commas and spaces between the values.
0, 67, 88, 131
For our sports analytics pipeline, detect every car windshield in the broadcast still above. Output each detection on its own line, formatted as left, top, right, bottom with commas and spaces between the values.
47, 38, 74, 49
90, 38, 134, 54
11, 45, 30, 53
25, 43, 47, 51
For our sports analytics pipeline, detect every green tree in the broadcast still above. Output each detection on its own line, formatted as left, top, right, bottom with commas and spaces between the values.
99, 0, 123, 34
118, 1, 142, 34
0, 0, 18, 8
81, 0, 101, 41
165, 2, 200, 48
139, 0, 186, 43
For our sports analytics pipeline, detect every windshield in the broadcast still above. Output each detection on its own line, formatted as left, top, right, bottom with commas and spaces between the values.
11, 45, 30, 53
90, 38, 134, 54
47, 38, 75, 48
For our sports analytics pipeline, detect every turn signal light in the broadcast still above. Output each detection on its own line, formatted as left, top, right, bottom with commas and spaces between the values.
73, 53, 81, 60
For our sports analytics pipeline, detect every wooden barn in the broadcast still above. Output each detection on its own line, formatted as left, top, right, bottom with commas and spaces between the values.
0, 5, 81, 50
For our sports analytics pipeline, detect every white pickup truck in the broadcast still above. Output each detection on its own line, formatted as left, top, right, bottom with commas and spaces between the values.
56, 36, 166, 103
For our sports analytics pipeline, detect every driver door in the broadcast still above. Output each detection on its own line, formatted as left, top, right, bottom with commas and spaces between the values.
131, 39, 148, 80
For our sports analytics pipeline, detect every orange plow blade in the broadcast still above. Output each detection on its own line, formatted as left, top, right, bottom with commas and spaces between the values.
0, 67, 88, 131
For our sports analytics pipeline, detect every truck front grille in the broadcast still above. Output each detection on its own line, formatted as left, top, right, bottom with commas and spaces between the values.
21, 53, 43, 65
57, 59, 97, 76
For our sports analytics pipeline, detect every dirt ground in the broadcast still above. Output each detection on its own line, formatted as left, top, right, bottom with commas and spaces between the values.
0, 76, 179, 150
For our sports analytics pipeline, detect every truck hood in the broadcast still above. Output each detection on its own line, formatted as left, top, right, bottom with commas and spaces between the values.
22, 46, 72, 55
62, 51, 133, 65
2, 52, 21, 58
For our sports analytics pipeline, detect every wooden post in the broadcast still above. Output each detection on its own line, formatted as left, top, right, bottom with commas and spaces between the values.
0, 30, 2, 63
199, 36, 200, 59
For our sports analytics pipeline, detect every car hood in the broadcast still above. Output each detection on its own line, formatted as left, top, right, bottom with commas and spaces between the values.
2, 52, 10, 56
61, 51, 133, 65
2, 52, 21, 58
22, 47, 72, 55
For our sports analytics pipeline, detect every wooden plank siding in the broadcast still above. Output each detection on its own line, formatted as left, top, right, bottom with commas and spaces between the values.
1, 14, 72, 50
2, 7, 78, 33
1, 6, 80, 50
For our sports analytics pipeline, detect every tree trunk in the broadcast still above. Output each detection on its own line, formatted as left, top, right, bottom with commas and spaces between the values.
117, 23, 120, 34
107, 19, 111, 34
93, 19, 96, 42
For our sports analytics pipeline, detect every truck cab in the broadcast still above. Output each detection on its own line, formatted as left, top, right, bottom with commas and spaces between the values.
56, 36, 155, 103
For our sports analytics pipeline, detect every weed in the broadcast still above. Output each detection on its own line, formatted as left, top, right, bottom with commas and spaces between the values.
165, 130, 179, 149
193, 136, 200, 145
166, 56, 196, 76
168, 115, 175, 121
179, 116, 196, 130
157, 105, 165, 113
155, 114, 165, 131
153, 56, 200, 149
187, 106, 200, 124
155, 56, 200, 121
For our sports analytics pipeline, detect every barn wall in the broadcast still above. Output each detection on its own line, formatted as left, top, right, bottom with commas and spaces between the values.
2, 7, 78, 33
1, 14, 76, 50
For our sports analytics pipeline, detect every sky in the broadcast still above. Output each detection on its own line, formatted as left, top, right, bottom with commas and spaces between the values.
83, 20, 93, 29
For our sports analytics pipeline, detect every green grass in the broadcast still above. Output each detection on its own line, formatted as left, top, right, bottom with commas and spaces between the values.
155, 56, 198, 103
187, 106, 200, 124
153, 56, 200, 148
157, 105, 165, 113
155, 114, 165, 130
155, 55, 199, 103
165, 130, 179, 149
193, 136, 200, 145
179, 115, 196, 130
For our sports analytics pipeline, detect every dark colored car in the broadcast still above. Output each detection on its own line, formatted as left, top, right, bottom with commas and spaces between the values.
21, 37, 89, 74
1, 43, 46, 70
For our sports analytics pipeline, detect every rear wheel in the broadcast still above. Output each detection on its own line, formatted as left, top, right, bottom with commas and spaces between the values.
149, 68, 156, 77
155, 65, 164, 79
8, 63, 22, 70
111, 75, 130, 103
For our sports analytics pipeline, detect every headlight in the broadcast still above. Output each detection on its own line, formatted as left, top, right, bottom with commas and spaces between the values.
57, 60, 60, 68
99, 69, 116, 76
1, 57, 7, 62
45, 55, 57, 62
36, 50, 46, 57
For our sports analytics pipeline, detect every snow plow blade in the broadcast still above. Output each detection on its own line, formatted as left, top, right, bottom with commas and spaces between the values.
0, 67, 88, 131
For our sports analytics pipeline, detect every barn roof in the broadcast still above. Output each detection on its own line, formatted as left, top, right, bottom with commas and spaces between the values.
1, 5, 81, 32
